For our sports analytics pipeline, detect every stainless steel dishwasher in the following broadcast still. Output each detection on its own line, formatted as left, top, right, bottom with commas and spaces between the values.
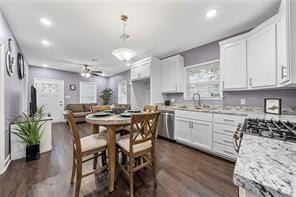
157, 109, 175, 140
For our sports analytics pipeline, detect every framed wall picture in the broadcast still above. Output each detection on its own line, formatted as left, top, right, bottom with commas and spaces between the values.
70, 84, 76, 91
264, 98, 282, 115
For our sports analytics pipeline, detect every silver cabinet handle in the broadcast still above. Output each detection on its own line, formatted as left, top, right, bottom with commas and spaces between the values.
249, 78, 253, 86
175, 85, 178, 91
281, 65, 287, 79
222, 81, 225, 89
223, 140, 232, 144
223, 119, 234, 122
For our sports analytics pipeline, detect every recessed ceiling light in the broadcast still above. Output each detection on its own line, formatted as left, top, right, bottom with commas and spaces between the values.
42, 64, 48, 67
41, 40, 50, 46
101, 73, 106, 76
40, 17, 52, 26
206, 9, 217, 18
126, 63, 131, 66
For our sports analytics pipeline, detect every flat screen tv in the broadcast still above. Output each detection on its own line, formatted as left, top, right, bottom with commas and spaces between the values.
30, 85, 37, 116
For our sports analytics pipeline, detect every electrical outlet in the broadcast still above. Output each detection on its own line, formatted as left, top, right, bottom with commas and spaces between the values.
240, 99, 246, 105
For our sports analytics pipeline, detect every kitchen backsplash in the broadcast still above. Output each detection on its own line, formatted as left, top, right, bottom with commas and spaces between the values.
165, 89, 296, 109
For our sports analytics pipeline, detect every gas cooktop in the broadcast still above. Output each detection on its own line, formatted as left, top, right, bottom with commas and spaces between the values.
241, 118, 296, 142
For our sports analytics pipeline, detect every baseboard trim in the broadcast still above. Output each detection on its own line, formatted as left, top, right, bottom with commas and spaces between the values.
0, 154, 11, 175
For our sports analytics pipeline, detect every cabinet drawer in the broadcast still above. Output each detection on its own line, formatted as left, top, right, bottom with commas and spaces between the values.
213, 123, 237, 136
175, 110, 212, 122
213, 133, 233, 147
213, 143, 237, 159
213, 114, 245, 126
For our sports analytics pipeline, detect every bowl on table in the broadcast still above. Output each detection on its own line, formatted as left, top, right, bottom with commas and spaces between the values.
112, 107, 126, 114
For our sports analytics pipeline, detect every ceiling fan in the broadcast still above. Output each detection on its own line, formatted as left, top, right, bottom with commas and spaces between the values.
80, 65, 102, 78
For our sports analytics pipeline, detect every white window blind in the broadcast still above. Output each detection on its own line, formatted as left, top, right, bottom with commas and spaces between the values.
118, 80, 128, 104
185, 60, 221, 99
79, 82, 97, 104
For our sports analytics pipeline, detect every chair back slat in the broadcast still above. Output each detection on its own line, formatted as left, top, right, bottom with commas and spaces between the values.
90, 105, 111, 113
143, 105, 158, 112
63, 110, 82, 154
130, 112, 160, 151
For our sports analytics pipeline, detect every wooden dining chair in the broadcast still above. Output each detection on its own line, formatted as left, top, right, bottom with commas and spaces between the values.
116, 112, 160, 197
90, 105, 111, 113
63, 110, 108, 197
143, 105, 158, 112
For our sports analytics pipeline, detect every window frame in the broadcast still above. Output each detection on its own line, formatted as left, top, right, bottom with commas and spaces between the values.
184, 59, 223, 100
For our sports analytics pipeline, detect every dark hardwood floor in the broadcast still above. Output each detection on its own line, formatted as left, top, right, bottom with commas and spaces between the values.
0, 123, 238, 197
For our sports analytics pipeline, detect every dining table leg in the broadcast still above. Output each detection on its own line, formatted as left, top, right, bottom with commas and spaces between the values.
107, 125, 117, 192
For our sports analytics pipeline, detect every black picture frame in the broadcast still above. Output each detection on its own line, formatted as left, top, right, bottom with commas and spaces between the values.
70, 84, 76, 91
17, 52, 25, 79
264, 98, 282, 115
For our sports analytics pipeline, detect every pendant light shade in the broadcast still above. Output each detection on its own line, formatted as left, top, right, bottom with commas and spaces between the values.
112, 48, 136, 62
113, 14, 136, 63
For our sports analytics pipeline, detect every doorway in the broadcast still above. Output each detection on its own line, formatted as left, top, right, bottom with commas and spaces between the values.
0, 41, 6, 174
34, 78, 64, 123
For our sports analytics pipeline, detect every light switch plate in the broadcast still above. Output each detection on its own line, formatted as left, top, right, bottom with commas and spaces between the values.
240, 99, 246, 105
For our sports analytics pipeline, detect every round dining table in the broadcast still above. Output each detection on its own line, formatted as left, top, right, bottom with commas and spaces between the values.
86, 113, 131, 192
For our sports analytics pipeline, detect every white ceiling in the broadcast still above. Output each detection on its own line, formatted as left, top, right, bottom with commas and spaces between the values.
0, 0, 280, 77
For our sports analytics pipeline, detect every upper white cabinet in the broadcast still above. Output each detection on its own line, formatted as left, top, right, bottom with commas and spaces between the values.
248, 21, 277, 89
219, 0, 296, 90
220, 36, 247, 90
161, 55, 184, 93
130, 57, 163, 109
131, 58, 151, 80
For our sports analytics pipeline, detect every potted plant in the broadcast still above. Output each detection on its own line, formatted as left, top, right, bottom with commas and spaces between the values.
100, 88, 113, 105
12, 106, 46, 161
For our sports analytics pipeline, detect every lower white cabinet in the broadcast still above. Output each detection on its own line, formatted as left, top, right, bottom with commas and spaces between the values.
191, 120, 212, 150
175, 110, 213, 152
175, 118, 191, 144
175, 110, 245, 161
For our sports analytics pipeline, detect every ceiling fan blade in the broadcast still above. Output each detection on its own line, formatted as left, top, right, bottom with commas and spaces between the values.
92, 70, 102, 73
91, 73, 100, 76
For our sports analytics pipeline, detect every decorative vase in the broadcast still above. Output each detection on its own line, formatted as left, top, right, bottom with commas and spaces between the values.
26, 144, 40, 162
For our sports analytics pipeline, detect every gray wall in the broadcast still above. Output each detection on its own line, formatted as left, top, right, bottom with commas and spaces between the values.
107, 70, 131, 104
28, 66, 109, 106
0, 11, 29, 158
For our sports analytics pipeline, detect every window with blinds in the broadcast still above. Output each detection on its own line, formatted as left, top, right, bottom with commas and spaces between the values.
118, 80, 128, 104
79, 82, 97, 104
184, 60, 221, 99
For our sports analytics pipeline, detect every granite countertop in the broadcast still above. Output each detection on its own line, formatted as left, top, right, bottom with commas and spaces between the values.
233, 134, 296, 197
158, 104, 296, 118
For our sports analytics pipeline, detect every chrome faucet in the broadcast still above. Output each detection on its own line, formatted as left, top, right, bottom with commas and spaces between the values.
192, 93, 201, 107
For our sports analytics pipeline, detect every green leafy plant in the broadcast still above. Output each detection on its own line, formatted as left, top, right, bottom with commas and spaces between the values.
12, 106, 46, 146
100, 88, 113, 105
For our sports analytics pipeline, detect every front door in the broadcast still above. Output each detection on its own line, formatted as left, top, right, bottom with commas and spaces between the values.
34, 78, 64, 123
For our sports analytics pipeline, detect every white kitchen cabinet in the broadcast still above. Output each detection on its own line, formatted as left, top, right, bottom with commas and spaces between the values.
277, 0, 290, 85
139, 62, 150, 78
248, 21, 277, 89
220, 36, 247, 90
161, 55, 184, 93
174, 118, 191, 144
131, 57, 163, 109
131, 66, 140, 80
131, 58, 151, 80
191, 120, 212, 150
175, 110, 213, 151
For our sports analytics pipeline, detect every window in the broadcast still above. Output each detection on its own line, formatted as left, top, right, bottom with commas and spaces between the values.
185, 60, 221, 99
118, 80, 128, 104
79, 82, 97, 104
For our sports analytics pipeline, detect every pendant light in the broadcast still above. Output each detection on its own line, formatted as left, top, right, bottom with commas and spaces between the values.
112, 15, 136, 62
